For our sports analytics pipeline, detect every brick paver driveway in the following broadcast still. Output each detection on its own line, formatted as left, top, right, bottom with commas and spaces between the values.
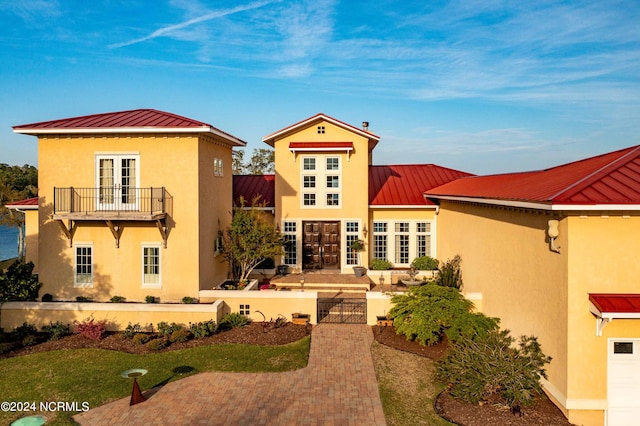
74, 324, 386, 425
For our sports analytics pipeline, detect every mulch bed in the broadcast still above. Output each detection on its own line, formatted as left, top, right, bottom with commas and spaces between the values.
372, 325, 575, 426
0, 322, 311, 358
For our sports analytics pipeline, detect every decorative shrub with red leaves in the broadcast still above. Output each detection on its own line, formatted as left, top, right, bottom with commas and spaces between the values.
73, 316, 106, 340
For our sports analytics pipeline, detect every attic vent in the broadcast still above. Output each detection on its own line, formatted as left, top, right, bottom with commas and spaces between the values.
317, 126, 325, 134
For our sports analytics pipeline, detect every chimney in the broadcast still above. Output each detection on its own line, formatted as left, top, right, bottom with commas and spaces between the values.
362, 121, 369, 131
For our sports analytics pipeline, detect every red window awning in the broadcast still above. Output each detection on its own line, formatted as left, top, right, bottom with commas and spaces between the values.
589, 293, 640, 335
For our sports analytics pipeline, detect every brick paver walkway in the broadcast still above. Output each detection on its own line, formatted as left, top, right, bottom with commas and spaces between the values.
73, 324, 386, 425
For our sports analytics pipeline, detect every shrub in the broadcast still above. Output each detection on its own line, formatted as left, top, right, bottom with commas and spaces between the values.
437, 329, 552, 411
0, 260, 41, 301
12, 322, 37, 342
189, 320, 218, 339
169, 329, 192, 343
157, 322, 183, 338
41, 293, 53, 302
145, 295, 156, 304
41, 321, 71, 341
75, 296, 91, 302
73, 317, 106, 340
389, 283, 499, 346
436, 255, 463, 289
132, 333, 150, 345
219, 312, 249, 330
411, 256, 439, 271
145, 337, 167, 351
182, 296, 197, 304
370, 259, 393, 270
110, 295, 126, 303
21, 334, 38, 347
122, 322, 143, 339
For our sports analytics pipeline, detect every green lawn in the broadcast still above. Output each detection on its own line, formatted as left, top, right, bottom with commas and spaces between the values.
0, 337, 310, 425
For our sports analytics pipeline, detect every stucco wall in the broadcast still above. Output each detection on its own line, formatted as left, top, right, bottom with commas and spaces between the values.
436, 201, 570, 404
565, 214, 640, 415
36, 133, 231, 303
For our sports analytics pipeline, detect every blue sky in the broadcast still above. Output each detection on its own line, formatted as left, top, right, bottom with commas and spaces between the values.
0, 0, 638, 174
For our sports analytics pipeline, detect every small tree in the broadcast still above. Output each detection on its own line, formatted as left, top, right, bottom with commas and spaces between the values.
222, 197, 284, 283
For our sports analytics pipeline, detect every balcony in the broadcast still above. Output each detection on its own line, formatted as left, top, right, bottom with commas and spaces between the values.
53, 187, 172, 248
53, 187, 171, 221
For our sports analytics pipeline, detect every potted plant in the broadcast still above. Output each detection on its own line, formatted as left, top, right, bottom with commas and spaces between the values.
350, 239, 367, 277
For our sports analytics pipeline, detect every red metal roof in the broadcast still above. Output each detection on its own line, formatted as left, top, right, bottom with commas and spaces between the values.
233, 175, 275, 208
5, 197, 38, 209
369, 164, 473, 206
13, 109, 246, 145
289, 142, 354, 150
589, 294, 640, 314
426, 145, 640, 206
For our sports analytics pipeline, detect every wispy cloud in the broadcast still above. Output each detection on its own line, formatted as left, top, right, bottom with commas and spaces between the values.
109, 0, 279, 49
0, 0, 61, 21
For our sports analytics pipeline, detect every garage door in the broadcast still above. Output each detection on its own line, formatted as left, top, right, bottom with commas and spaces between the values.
608, 339, 640, 425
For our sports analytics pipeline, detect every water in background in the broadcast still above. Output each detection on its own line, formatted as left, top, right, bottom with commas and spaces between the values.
0, 225, 19, 261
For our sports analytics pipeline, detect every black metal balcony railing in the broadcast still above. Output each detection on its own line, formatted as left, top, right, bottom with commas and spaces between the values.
54, 187, 170, 216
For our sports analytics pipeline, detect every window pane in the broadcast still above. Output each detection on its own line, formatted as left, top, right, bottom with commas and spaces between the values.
326, 193, 339, 206
283, 221, 296, 233
395, 235, 409, 264
346, 222, 359, 233
326, 157, 339, 170
326, 175, 339, 188
303, 193, 316, 206
143, 246, 160, 285
373, 222, 387, 233
303, 176, 316, 188
303, 158, 316, 170
374, 235, 387, 260
75, 246, 92, 284
395, 222, 409, 233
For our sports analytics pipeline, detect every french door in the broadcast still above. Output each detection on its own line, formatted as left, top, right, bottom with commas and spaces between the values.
95, 155, 139, 211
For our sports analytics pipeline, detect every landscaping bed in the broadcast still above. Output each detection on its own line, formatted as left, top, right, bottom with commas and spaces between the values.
1, 322, 311, 358
372, 325, 575, 426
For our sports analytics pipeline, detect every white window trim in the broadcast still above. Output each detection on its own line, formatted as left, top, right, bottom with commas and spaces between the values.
375, 220, 436, 267
299, 155, 342, 209
282, 221, 298, 266
74, 243, 94, 288
344, 220, 361, 266
372, 221, 389, 261
141, 243, 162, 288
214, 158, 224, 176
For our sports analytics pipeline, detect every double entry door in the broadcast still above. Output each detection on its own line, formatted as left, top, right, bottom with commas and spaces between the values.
303, 221, 340, 270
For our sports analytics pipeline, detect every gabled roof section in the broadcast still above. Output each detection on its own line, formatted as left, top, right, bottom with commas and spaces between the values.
426, 145, 640, 210
13, 109, 246, 146
369, 164, 473, 207
233, 175, 275, 208
5, 197, 38, 210
262, 113, 380, 150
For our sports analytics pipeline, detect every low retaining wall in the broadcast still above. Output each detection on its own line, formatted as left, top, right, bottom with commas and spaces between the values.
1, 291, 399, 331
0, 301, 225, 331
199, 290, 318, 324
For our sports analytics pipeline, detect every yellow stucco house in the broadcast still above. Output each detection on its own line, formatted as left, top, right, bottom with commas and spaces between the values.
8, 109, 640, 425
11, 109, 246, 303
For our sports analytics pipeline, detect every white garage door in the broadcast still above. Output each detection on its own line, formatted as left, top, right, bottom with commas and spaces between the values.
608, 339, 640, 426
